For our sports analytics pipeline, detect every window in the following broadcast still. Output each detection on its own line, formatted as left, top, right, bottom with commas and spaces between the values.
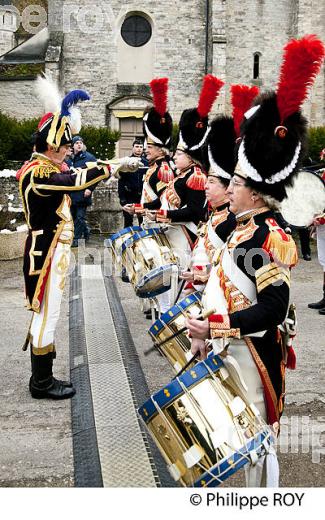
253, 52, 260, 79
121, 15, 152, 47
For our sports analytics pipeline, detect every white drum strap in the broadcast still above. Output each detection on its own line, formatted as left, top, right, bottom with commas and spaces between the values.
221, 247, 266, 338
222, 246, 257, 303
207, 218, 224, 250
141, 181, 158, 204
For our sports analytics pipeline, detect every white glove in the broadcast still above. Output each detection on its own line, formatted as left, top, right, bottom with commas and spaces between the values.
118, 156, 143, 172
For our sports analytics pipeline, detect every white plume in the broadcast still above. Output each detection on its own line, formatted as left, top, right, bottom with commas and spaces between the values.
35, 73, 62, 114
69, 106, 82, 133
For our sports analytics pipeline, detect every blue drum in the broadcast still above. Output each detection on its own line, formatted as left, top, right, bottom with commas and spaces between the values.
104, 226, 142, 273
149, 292, 202, 371
121, 227, 179, 298
138, 354, 273, 487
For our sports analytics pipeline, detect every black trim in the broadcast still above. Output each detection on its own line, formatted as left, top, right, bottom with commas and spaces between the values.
69, 266, 103, 487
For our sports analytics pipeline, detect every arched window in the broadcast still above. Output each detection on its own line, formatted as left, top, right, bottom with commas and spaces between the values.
253, 52, 261, 79
121, 15, 152, 47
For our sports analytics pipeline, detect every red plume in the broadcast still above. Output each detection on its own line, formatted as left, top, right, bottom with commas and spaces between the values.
149, 78, 168, 117
197, 74, 224, 118
38, 112, 53, 129
230, 84, 260, 137
277, 34, 325, 122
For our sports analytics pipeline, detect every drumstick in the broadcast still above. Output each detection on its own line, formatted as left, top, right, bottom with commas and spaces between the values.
172, 351, 201, 379
143, 308, 216, 356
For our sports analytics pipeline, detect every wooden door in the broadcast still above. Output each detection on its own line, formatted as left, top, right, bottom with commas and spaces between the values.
118, 117, 144, 157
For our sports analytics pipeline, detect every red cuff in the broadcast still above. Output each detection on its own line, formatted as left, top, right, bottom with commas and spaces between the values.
134, 203, 144, 213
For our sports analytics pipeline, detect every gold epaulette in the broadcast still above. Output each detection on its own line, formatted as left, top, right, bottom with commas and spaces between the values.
263, 218, 298, 267
33, 163, 60, 179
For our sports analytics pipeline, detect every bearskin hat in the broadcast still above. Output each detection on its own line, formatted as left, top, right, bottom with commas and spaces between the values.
143, 78, 173, 147
207, 85, 259, 183
236, 35, 325, 202
177, 75, 224, 165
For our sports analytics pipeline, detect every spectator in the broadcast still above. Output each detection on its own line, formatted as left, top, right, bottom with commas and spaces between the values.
66, 136, 97, 246
118, 138, 148, 228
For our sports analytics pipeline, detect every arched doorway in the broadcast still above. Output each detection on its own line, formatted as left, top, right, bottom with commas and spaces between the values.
107, 96, 152, 157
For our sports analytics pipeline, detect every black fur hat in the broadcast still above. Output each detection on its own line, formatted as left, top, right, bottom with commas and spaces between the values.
237, 92, 307, 201
236, 35, 325, 202
206, 115, 237, 183
143, 78, 173, 147
176, 75, 224, 165
143, 107, 173, 147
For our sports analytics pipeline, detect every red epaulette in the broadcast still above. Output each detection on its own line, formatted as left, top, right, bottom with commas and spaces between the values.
157, 161, 174, 183
16, 160, 38, 181
186, 166, 207, 190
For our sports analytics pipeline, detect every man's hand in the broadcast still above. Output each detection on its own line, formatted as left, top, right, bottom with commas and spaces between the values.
179, 270, 194, 281
84, 189, 92, 198
191, 338, 209, 361
185, 316, 209, 340
145, 210, 157, 221
123, 204, 135, 215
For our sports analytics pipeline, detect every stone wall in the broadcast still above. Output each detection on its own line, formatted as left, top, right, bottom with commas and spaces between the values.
0, 176, 124, 234
0, 79, 42, 119
49, 0, 207, 125
0, 1, 324, 127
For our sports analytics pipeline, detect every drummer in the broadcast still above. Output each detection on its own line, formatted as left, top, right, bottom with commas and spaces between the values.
186, 35, 325, 486
123, 78, 175, 220
146, 76, 224, 313
183, 85, 259, 293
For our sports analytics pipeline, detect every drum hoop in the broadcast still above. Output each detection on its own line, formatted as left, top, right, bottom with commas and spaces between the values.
138, 355, 224, 422
121, 227, 162, 251
193, 430, 272, 487
109, 225, 142, 242
149, 292, 202, 333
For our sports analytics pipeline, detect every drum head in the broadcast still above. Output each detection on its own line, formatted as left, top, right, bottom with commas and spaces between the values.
135, 264, 177, 298
281, 170, 325, 228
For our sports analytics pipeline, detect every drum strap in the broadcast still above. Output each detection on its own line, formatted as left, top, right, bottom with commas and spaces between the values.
222, 246, 257, 302
222, 246, 266, 338
141, 181, 158, 204
207, 218, 224, 250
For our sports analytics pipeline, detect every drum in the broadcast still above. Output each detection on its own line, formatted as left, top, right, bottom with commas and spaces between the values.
138, 354, 273, 487
121, 227, 179, 298
104, 226, 142, 272
281, 169, 325, 228
149, 292, 203, 372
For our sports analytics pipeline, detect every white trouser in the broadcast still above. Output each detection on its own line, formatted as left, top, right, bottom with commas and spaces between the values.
317, 225, 325, 271
165, 224, 192, 272
29, 241, 71, 354
227, 339, 279, 487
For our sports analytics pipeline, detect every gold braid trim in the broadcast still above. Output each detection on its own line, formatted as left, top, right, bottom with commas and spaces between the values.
31, 220, 66, 312
244, 336, 281, 422
256, 263, 290, 293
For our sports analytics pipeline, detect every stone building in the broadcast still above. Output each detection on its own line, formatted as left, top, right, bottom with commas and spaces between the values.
0, 0, 324, 155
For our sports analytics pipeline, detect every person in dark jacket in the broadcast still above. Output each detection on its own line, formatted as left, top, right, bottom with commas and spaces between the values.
118, 139, 148, 227
66, 136, 97, 246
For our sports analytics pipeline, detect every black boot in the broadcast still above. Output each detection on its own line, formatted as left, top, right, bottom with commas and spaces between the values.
318, 308, 325, 315
30, 350, 73, 388
30, 352, 75, 400
308, 285, 325, 309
